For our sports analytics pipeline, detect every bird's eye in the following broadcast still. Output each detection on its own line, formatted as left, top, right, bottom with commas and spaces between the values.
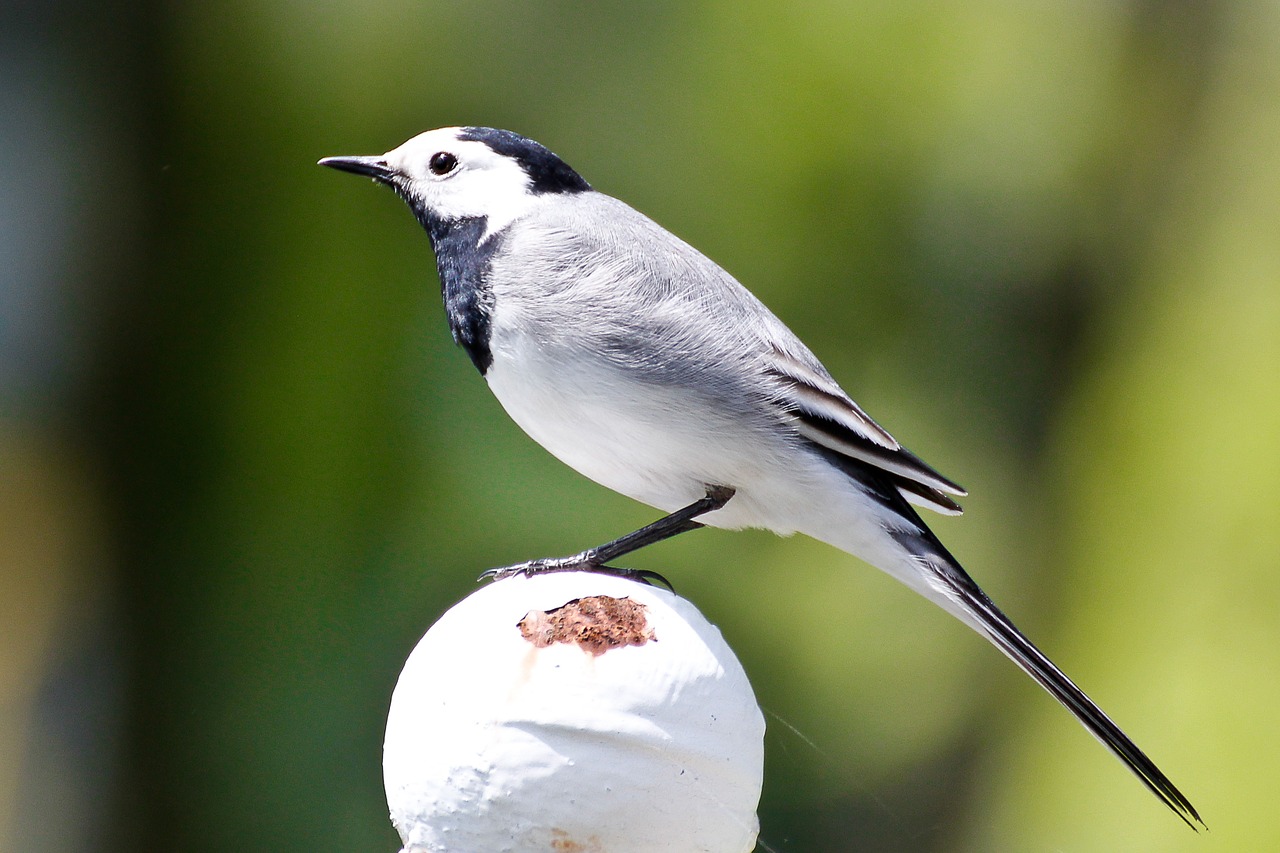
428, 152, 458, 176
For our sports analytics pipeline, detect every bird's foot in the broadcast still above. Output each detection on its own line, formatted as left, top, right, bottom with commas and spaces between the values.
479, 550, 601, 580
478, 552, 674, 591
477, 485, 733, 592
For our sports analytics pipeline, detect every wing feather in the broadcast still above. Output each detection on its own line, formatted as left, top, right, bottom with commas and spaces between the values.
764, 346, 967, 514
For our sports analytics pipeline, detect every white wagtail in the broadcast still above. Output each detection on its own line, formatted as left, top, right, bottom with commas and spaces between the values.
320, 127, 1201, 828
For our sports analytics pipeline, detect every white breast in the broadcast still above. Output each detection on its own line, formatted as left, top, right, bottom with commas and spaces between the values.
485, 337, 727, 509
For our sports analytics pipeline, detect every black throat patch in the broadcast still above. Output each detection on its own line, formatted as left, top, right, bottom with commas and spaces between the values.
415, 208, 498, 374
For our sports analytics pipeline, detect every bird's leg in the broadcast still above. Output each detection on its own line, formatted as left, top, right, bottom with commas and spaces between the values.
480, 485, 736, 587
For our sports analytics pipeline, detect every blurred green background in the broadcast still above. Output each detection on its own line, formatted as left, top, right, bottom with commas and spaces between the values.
3, 1, 1278, 850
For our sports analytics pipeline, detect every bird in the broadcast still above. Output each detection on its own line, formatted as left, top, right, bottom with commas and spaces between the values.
320, 126, 1201, 828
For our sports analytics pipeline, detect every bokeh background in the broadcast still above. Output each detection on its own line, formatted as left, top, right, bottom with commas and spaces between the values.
4, 1, 1278, 850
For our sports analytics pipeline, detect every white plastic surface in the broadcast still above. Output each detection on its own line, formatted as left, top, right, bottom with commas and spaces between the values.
384, 571, 764, 853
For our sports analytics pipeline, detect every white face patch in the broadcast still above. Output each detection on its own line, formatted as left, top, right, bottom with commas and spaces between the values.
383, 128, 539, 237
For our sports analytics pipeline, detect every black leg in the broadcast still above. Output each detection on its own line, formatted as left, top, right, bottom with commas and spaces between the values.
479, 485, 736, 585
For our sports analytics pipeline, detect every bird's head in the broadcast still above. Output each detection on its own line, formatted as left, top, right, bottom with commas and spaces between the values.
320, 126, 591, 235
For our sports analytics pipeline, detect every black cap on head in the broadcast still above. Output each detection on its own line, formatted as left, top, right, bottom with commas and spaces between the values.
458, 127, 591, 195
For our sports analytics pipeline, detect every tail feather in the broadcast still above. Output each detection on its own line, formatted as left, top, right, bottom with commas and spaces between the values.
940, 568, 1204, 830
821, 448, 1204, 828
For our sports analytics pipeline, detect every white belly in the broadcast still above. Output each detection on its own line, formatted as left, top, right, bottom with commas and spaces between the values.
488, 358, 720, 505
484, 339, 923, 588
483, 337, 807, 531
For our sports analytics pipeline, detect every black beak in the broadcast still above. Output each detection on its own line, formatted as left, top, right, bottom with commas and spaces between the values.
318, 155, 399, 184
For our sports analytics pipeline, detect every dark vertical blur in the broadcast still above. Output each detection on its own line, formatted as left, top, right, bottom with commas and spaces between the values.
2, 1, 151, 850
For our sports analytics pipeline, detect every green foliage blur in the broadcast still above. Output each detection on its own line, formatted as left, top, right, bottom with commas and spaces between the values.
4, 1, 1279, 851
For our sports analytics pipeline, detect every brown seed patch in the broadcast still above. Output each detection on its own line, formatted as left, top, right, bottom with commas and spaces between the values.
518, 595, 655, 656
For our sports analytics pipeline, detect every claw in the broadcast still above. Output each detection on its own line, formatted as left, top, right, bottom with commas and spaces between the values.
476, 485, 734, 589
477, 551, 599, 583
477, 559, 674, 591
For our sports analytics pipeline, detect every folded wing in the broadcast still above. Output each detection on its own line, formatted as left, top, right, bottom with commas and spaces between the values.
764, 345, 967, 515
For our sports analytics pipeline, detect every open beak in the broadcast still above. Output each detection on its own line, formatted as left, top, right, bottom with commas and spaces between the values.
318, 155, 399, 184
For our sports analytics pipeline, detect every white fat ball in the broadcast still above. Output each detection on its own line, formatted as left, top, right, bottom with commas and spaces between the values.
384, 571, 765, 853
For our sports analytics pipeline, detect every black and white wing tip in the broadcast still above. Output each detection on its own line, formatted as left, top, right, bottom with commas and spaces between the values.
768, 348, 967, 515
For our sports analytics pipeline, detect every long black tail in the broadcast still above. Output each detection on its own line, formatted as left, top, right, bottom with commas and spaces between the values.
824, 448, 1203, 828
942, 566, 1204, 829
